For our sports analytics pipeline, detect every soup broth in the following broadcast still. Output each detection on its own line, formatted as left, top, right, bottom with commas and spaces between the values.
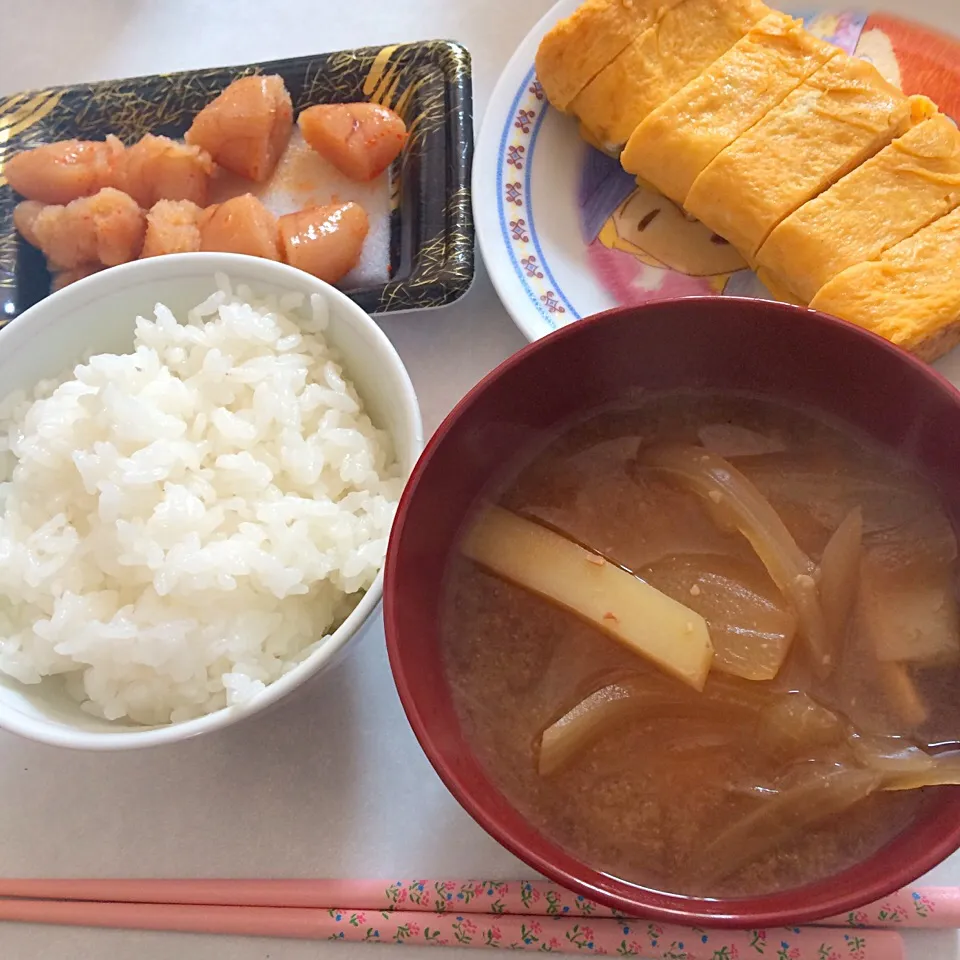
441, 393, 960, 897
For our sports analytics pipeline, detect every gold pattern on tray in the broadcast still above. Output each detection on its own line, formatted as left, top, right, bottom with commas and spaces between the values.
364, 45, 405, 108
0, 91, 63, 136
0, 40, 474, 317
360, 45, 430, 148
0, 90, 64, 188
0, 231, 17, 293
364, 46, 400, 99
381, 186, 474, 311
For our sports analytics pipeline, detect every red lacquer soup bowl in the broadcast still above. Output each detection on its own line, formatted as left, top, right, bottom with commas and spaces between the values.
384, 297, 960, 928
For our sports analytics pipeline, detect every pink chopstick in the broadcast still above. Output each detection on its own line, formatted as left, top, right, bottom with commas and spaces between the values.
0, 898, 906, 959
0, 878, 952, 929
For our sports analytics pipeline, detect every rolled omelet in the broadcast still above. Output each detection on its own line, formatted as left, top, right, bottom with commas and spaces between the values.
535, 0, 684, 113
570, 0, 770, 155
809, 206, 960, 361
620, 12, 840, 205
757, 112, 960, 303
685, 55, 922, 261
755, 268, 805, 306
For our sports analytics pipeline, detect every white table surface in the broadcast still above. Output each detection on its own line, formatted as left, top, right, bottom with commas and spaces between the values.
1, 1, 959, 958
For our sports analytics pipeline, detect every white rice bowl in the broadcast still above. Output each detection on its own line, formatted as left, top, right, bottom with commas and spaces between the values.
0, 275, 402, 725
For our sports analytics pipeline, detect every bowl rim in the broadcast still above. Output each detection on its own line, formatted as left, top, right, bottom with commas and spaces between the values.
385, 295, 960, 926
0, 253, 423, 750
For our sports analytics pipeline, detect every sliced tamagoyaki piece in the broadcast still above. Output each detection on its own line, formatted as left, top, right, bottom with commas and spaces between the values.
534, 0, 687, 113
685, 55, 927, 262
620, 12, 840, 204
571, 0, 770, 155
809, 205, 960, 362
755, 267, 806, 306
757, 111, 960, 303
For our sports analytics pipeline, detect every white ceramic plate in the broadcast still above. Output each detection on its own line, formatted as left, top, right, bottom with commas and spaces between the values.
474, 1, 960, 345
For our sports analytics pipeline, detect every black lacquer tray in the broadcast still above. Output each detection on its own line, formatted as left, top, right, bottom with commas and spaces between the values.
0, 39, 474, 321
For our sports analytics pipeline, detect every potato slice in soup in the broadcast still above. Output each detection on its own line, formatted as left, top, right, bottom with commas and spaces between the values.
462, 506, 714, 691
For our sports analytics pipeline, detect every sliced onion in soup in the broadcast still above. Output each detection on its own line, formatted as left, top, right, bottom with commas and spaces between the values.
882, 751, 960, 791
697, 424, 786, 459
819, 507, 863, 645
699, 766, 882, 883
739, 455, 958, 569
538, 673, 776, 776
641, 554, 797, 681
758, 693, 845, 755
656, 724, 744, 758
643, 445, 831, 675
524, 470, 752, 573
538, 681, 722, 776
848, 733, 936, 775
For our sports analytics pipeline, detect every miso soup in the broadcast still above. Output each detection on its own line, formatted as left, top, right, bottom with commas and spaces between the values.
441, 393, 960, 897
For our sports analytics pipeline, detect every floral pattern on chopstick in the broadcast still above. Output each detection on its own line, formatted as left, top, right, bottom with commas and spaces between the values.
323, 901, 901, 959
382, 880, 624, 918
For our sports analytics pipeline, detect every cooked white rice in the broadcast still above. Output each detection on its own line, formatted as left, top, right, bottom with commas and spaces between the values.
0, 275, 402, 724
